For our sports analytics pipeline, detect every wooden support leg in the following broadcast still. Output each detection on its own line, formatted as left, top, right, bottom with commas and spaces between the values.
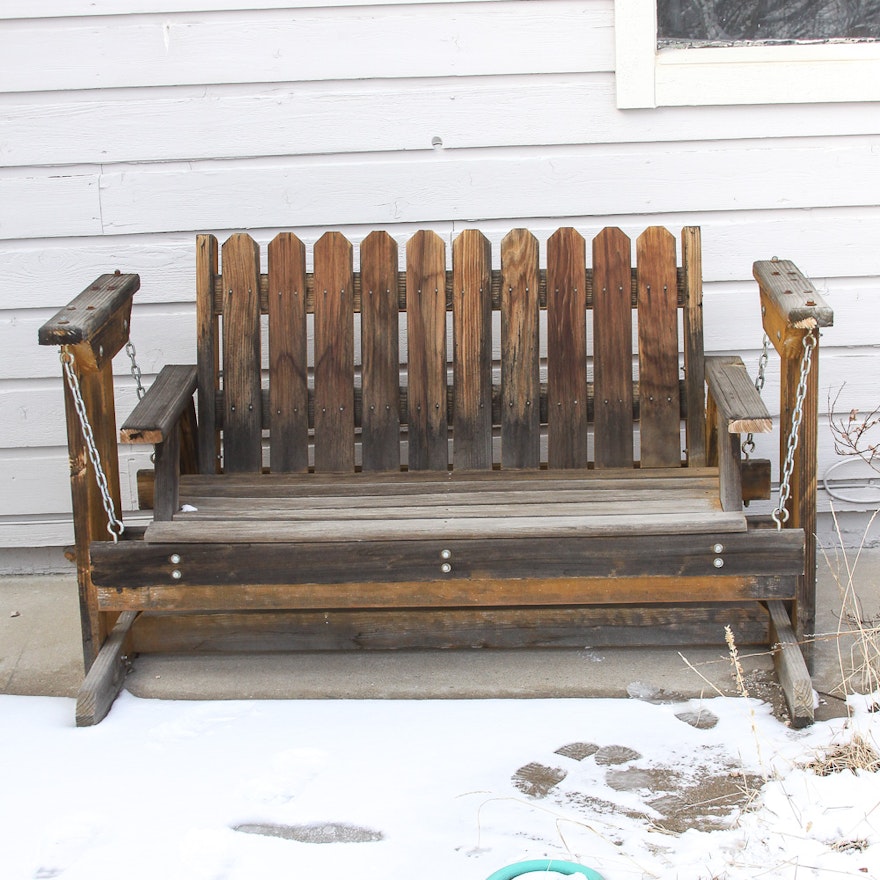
767, 600, 814, 728
76, 611, 138, 727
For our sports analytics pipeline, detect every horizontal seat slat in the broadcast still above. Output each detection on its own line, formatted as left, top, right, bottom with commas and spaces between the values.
146, 510, 746, 543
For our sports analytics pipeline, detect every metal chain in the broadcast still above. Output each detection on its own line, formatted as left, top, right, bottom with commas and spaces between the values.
60, 347, 125, 542
126, 339, 146, 400
742, 333, 771, 460
772, 331, 818, 530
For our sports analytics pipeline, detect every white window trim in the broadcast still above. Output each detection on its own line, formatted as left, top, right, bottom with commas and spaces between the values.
615, 0, 880, 108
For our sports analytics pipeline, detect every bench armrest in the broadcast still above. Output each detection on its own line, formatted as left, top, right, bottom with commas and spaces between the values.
120, 364, 198, 444
38, 273, 140, 367
753, 260, 833, 355
705, 356, 771, 434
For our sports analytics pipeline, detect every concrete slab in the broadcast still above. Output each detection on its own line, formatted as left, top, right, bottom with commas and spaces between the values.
3, 546, 879, 724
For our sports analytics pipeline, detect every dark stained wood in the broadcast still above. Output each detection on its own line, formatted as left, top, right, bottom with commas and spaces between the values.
637, 227, 681, 468
129, 605, 770, 653
75, 610, 137, 727
93, 527, 802, 589
221, 233, 262, 473
268, 232, 309, 472
682, 226, 707, 466
452, 230, 493, 469
547, 228, 588, 468
716, 405, 743, 513
196, 234, 220, 474
120, 364, 198, 443
360, 231, 401, 472
500, 229, 541, 468
592, 227, 634, 468
152, 424, 181, 522
406, 230, 448, 470
38, 273, 140, 348
313, 232, 355, 472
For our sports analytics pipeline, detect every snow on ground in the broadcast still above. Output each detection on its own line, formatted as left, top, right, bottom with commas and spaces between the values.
1, 691, 879, 880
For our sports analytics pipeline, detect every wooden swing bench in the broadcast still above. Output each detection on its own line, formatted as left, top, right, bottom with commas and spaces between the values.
38, 225, 832, 727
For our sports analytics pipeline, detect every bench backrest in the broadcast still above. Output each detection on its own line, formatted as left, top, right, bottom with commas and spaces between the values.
196, 226, 706, 474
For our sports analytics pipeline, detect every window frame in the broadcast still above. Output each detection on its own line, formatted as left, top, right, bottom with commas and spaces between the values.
615, 0, 880, 108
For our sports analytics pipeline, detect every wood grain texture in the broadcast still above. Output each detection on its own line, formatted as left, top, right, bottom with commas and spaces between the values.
500, 229, 540, 468
360, 231, 401, 472
637, 227, 682, 468
767, 599, 815, 727
406, 230, 448, 470
705, 356, 772, 433
547, 228, 588, 469
221, 234, 262, 473
592, 227, 634, 468
120, 364, 197, 443
452, 229, 492, 470
196, 234, 220, 474
268, 232, 309, 472
313, 232, 355, 472
682, 226, 707, 466
128, 604, 772, 653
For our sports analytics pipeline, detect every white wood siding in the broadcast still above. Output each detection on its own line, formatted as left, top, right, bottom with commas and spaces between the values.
1, 0, 878, 552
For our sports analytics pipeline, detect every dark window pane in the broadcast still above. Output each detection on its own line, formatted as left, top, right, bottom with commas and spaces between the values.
658, 0, 880, 43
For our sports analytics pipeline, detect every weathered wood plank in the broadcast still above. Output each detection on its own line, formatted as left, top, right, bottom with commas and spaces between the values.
221, 233, 262, 473
452, 229, 493, 469
75, 610, 137, 727
547, 227, 588, 469
96, 573, 796, 613
268, 232, 309, 472
152, 421, 181, 522
500, 229, 540, 468
637, 227, 681, 468
145, 509, 748, 544
705, 356, 772, 433
592, 227, 634, 468
196, 233, 220, 474
406, 230, 448, 470
38, 273, 140, 349
313, 232, 355, 472
120, 364, 198, 443
767, 600, 815, 727
129, 605, 771, 653
682, 226, 707, 467
360, 231, 401, 472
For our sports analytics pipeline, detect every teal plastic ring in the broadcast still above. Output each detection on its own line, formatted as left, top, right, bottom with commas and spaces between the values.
485, 859, 606, 880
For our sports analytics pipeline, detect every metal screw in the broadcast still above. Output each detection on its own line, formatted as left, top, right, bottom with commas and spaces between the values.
712, 543, 724, 554
171, 569, 183, 579
713, 558, 724, 569
440, 562, 452, 574
169, 554, 181, 564
440, 549, 452, 560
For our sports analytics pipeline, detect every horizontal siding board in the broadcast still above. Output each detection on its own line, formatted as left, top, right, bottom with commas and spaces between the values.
92, 139, 880, 236
6, 77, 880, 168
0, 2, 612, 93
0, 173, 101, 239
3, 0, 514, 17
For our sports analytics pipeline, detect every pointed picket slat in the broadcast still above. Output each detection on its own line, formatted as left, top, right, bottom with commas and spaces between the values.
360, 231, 401, 472
637, 227, 682, 468
196, 233, 219, 475
313, 232, 355, 472
500, 229, 540, 469
592, 227, 634, 468
682, 225, 707, 467
267, 233, 309, 473
547, 227, 588, 469
221, 233, 262, 473
452, 230, 493, 470
406, 231, 448, 471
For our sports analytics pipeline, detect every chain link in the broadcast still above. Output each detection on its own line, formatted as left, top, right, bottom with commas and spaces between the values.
772, 331, 817, 530
60, 347, 125, 542
126, 339, 146, 400
742, 333, 771, 460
